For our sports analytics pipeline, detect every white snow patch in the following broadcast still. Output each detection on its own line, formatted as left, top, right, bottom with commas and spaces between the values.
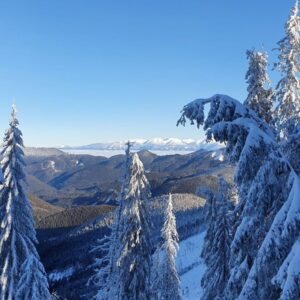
75, 160, 84, 167
211, 150, 225, 162
177, 231, 206, 299
45, 160, 61, 173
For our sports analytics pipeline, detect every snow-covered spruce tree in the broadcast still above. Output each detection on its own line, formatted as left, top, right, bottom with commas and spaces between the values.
274, 0, 300, 138
158, 194, 180, 300
177, 94, 298, 299
150, 247, 161, 300
116, 152, 152, 300
89, 233, 118, 299
199, 187, 217, 264
232, 156, 291, 300
201, 177, 231, 300
0, 106, 51, 300
237, 124, 300, 300
273, 237, 300, 300
16, 254, 51, 299
92, 144, 153, 300
244, 49, 274, 124
239, 173, 300, 300
283, 123, 300, 174
90, 142, 134, 299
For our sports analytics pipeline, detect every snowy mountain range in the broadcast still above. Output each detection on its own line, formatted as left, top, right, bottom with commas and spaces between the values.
60, 138, 223, 152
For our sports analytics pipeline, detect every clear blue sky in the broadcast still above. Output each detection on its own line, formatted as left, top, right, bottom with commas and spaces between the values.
0, 0, 295, 146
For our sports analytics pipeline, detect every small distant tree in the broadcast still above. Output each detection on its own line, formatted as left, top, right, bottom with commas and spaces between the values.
158, 194, 180, 300
0, 106, 50, 300
244, 49, 274, 124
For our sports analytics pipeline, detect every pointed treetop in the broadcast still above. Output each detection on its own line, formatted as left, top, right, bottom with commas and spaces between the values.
11, 104, 18, 124
285, 0, 300, 36
125, 141, 134, 171
294, 0, 299, 13
125, 152, 151, 201
125, 141, 134, 157
288, 0, 299, 26
12, 103, 17, 114
163, 193, 179, 248
168, 193, 173, 210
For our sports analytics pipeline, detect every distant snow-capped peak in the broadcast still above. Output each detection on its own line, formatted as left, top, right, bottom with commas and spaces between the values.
61, 138, 223, 152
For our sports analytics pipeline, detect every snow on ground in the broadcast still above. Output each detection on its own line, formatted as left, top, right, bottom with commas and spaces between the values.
42, 160, 61, 172
74, 159, 84, 167
211, 150, 225, 162
177, 230, 206, 300
49, 160, 60, 172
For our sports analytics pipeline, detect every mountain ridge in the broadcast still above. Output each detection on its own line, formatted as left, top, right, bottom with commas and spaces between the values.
59, 138, 222, 152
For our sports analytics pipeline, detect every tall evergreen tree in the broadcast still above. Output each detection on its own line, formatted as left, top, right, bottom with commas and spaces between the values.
239, 173, 300, 300
89, 231, 119, 300
244, 49, 274, 124
273, 237, 300, 300
0, 106, 50, 300
16, 254, 51, 300
116, 151, 152, 300
92, 143, 152, 300
91, 142, 134, 299
158, 194, 180, 300
274, 0, 300, 138
177, 3, 300, 298
177, 92, 300, 299
201, 178, 231, 300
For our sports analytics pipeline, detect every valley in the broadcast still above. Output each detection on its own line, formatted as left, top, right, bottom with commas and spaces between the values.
25, 146, 231, 208
25, 146, 231, 298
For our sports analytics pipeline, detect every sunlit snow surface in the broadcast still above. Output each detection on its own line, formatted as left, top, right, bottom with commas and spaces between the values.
177, 231, 206, 299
